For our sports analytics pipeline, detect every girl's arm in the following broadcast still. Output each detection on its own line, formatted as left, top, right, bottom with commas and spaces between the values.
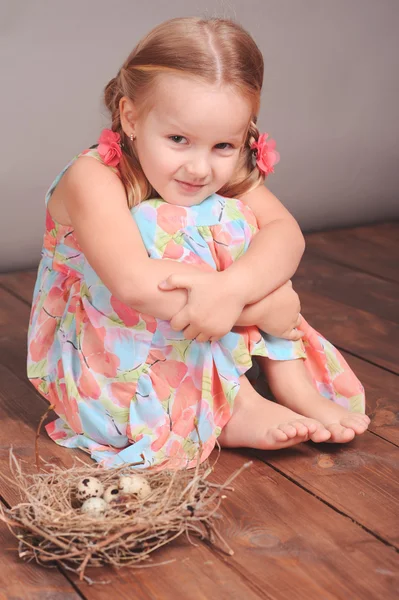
62, 157, 228, 319
228, 183, 305, 305
235, 281, 303, 340
156, 184, 305, 341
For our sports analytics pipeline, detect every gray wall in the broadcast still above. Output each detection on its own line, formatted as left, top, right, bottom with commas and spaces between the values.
1, 0, 398, 272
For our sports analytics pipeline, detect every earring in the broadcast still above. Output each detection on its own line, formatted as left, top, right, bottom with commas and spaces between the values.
130, 133, 136, 141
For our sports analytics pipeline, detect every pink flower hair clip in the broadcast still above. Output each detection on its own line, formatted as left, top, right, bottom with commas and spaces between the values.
97, 128, 122, 167
251, 133, 280, 177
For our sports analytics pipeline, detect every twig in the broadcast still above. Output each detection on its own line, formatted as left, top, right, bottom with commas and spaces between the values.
78, 551, 92, 581
188, 417, 203, 503
35, 403, 56, 471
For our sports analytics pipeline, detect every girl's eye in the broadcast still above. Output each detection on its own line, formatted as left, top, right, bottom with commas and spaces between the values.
169, 135, 187, 144
169, 137, 234, 150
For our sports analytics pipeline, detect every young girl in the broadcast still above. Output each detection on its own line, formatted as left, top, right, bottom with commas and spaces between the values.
27, 17, 369, 471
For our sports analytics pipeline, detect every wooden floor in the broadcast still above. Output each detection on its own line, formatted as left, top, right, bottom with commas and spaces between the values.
0, 222, 398, 600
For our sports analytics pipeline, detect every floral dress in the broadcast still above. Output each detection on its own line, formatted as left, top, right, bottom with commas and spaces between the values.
27, 146, 366, 471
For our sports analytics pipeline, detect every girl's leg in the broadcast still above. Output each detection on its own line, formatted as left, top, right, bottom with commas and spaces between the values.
258, 357, 370, 443
218, 374, 332, 450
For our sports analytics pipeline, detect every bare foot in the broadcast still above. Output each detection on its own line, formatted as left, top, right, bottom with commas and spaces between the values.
260, 358, 370, 443
218, 375, 331, 450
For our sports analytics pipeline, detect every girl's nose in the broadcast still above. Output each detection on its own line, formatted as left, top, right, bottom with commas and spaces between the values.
185, 154, 210, 180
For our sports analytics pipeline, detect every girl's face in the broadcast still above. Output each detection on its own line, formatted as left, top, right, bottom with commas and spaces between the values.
127, 74, 252, 206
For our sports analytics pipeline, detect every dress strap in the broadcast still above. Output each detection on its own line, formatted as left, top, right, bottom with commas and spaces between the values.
44, 144, 120, 206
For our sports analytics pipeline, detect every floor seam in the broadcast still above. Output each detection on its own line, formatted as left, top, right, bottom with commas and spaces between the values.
253, 454, 399, 553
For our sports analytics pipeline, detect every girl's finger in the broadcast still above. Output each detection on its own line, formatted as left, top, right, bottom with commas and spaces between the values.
182, 325, 200, 340
196, 333, 211, 343
295, 314, 302, 327
158, 274, 192, 291
289, 328, 304, 341
170, 310, 190, 332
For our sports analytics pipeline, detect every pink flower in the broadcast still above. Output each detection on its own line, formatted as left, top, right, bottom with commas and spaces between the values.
251, 133, 280, 177
97, 128, 122, 167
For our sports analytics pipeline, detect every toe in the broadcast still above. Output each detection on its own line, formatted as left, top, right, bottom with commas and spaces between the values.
298, 424, 310, 437
309, 426, 331, 443
271, 428, 289, 442
341, 417, 369, 434
360, 414, 371, 424
278, 423, 299, 438
297, 419, 318, 435
352, 414, 370, 426
326, 423, 356, 443
292, 421, 310, 436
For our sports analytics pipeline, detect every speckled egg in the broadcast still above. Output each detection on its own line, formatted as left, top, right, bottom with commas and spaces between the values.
103, 484, 121, 503
118, 475, 152, 500
81, 497, 108, 517
76, 477, 104, 502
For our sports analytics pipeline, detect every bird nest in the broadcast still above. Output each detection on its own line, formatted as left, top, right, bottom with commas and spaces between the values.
0, 411, 251, 585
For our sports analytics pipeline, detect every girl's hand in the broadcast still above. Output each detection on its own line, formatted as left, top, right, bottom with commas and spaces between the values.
159, 271, 247, 342
255, 281, 304, 341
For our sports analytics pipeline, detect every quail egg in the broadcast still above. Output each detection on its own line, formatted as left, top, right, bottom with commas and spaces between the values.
103, 484, 121, 503
81, 496, 108, 517
76, 477, 104, 502
118, 475, 152, 500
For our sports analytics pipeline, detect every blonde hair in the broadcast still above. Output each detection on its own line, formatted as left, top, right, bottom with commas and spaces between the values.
104, 17, 265, 208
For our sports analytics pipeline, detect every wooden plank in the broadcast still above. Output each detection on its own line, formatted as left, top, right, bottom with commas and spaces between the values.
251, 429, 399, 548
0, 356, 92, 599
352, 222, 399, 256
304, 223, 399, 283
0, 269, 37, 304
295, 253, 399, 325
1, 365, 398, 600
209, 451, 399, 600
0, 283, 31, 334
0, 505, 82, 600
297, 289, 399, 374
0, 272, 82, 600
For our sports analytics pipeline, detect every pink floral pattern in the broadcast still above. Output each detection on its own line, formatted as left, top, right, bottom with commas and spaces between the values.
27, 144, 365, 472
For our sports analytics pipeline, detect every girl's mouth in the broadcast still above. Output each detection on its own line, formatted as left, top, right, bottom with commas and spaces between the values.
175, 180, 205, 192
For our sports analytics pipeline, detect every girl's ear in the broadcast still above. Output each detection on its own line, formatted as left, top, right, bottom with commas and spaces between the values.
119, 96, 139, 136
